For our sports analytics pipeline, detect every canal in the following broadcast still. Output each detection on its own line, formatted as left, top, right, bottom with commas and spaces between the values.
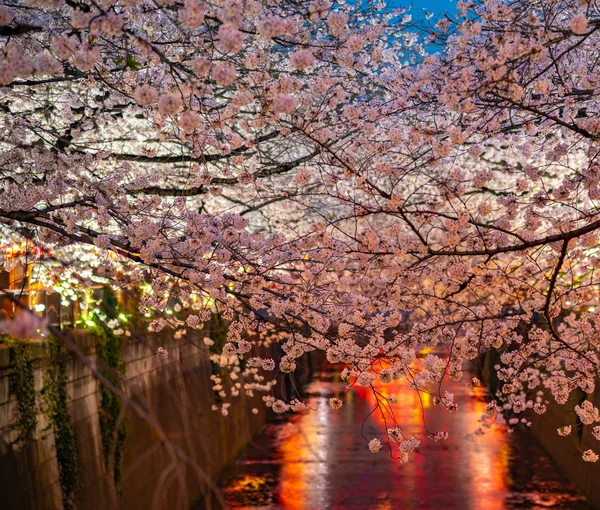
212, 363, 591, 509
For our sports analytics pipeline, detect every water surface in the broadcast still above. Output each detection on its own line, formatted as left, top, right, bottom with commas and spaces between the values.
216, 366, 590, 509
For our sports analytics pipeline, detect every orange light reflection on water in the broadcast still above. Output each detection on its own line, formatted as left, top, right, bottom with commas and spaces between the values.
271, 358, 515, 509
278, 403, 331, 509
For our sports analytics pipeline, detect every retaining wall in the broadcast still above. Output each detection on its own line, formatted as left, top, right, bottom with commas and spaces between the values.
482, 351, 600, 508
0, 326, 304, 510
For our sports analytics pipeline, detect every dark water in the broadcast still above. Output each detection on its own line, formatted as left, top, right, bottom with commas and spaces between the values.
214, 365, 591, 510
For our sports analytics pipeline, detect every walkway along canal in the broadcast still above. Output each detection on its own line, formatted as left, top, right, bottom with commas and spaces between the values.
211, 360, 591, 510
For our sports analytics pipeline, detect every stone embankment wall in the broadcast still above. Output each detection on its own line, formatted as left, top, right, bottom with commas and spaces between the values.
482, 352, 600, 508
0, 328, 311, 510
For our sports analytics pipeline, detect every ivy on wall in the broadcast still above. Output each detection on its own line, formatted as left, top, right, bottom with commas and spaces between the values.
208, 313, 229, 404
42, 335, 79, 510
8, 337, 38, 444
2, 284, 135, 506
208, 313, 228, 364
573, 389, 587, 442
89, 286, 127, 485
5, 332, 80, 509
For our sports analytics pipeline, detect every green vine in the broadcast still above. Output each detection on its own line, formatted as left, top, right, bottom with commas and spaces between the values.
208, 313, 228, 363
208, 313, 231, 404
89, 286, 127, 485
573, 388, 587, 442
8, 338, 37, 444
42, 335, 78, 510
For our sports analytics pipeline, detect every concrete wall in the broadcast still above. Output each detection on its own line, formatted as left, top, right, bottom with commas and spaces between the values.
482, 351, 600, 508
0, 341, 64, 510
528, 392, 600, 508
0, 327, 302, 510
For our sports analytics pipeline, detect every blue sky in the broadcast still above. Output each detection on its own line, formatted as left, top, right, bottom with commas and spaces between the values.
409, 0, 455, 13
396, 0, 457, 16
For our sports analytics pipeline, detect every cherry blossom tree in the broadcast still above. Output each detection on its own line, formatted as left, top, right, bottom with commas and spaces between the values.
1, 0, 600, 466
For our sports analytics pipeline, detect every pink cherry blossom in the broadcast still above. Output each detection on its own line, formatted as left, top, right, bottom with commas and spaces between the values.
212, 61, 236, 85
272, 93, 297, 114
290, 49, 313, 70
134, 85, 159, 106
